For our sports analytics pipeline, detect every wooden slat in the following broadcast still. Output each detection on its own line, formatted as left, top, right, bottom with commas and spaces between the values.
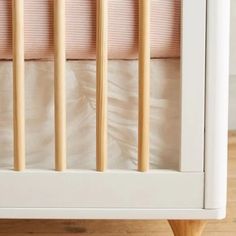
138, 0, 150, 172
54, 0, 66, 171
96, 0, 108, 171
12, 0, 25, 171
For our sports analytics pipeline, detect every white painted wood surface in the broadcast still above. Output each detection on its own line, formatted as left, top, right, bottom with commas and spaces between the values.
0, 208, 226, 220
205, 0, 230, 209
229, 0, 236, 130
0, 170, 203, 209
230, 0, 236, 75
180, 0, 206, 172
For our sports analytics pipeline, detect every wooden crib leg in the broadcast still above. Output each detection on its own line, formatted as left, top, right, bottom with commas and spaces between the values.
168, 220, 207, 236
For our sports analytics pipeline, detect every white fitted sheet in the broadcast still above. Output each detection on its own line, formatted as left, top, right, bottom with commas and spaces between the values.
0, 59, 180, 170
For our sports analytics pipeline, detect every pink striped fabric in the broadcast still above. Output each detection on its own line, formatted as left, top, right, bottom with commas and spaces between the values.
0, 0, 180, 60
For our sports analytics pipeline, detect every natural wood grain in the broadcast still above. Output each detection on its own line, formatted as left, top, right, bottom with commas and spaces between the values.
168, 220, 207, 236
54, 0, 66, 171
96, 0, 108, 171
12, 0, 25, 171
138, 0, 150, 172
0, 131, 235, 235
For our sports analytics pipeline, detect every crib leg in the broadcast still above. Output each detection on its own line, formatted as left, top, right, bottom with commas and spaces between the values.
168, 220, 207, 236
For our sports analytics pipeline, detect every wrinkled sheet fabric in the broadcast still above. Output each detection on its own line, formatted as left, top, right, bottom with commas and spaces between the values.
0, 60, 180, 170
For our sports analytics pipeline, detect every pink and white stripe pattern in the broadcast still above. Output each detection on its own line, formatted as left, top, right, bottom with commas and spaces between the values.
0, 0, 180, 60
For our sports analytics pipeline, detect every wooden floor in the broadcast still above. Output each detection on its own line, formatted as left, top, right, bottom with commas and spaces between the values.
0, 132, 235, 236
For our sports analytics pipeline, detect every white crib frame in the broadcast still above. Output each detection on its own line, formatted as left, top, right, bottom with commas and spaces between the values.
0, 0, 230, 220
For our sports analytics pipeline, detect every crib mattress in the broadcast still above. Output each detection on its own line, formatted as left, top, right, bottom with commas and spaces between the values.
0, 59, 180, 170
0, 0, 180, 60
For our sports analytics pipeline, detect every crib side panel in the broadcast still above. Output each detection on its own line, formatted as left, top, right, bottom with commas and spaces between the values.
0, 171, 204, 209
205, 0, 230, 210
180, 0, 206, 172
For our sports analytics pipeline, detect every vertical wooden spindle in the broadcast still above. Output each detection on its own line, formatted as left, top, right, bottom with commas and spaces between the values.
96, 0, 108, 171
12, 0, 25, 171
54, 0, 66, 171
138, 0, 150, 172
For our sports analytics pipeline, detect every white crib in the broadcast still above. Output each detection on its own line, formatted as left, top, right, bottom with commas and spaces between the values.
0, 0, 230, 235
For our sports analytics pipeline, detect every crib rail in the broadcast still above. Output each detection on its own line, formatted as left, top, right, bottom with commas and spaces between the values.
138, 0, 150, 172
12, 0, 25, 171
54, 0, 66, 171
96, 0, 108, 172
11, 0, 151, 172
